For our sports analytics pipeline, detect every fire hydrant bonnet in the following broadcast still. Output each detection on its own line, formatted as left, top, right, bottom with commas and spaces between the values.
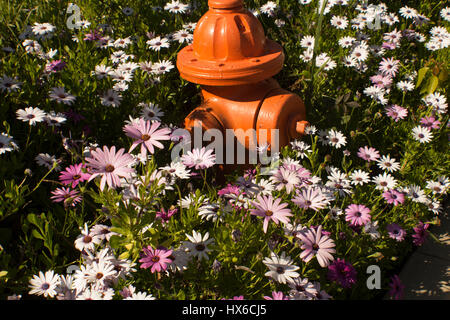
177, 0, 284, 86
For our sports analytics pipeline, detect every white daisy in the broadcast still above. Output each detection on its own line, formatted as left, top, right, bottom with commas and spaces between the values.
372, 172, 397, 191
0, 75, 22, 92
151, 60, 174, 75
29, 270, 60, 298
300, 35, 315, 49
263, 251, 300, 284
326, 129, 347, 149
74, 223, 102, 252
100, 89, 122, 107
406, 185, 428, 204
147, 36, 170, 51
412, 125, 433, 143
16, 107, 46, 125
139, 102, 164, 121
35, 153, 61, 171
349, 169, 370, 186
49, 87, 76, 105
183, 230, 214, 261
330, 16, 348, 29
376, 155, 400, 172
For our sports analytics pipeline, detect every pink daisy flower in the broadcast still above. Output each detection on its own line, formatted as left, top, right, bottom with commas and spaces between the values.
50, 187, 82, 207
298, 225, 336, 268
382, 189, 405, 206
250, 195, 293, 233
139, 246, 173, 273
412, 221, 429, 246
385, 104, 408, 122
263, 291, 288, 300
357, 146, 380, 162
386, 223, 406, 241
85, 146, 135, 191
156, 208, 177, 225
59, 163, 91, 188
181, 147, 216, 170
292, 187, 329, 211
420, 116, 440, 129
123, 119, 171, 157
345, 204, 371, 226
370, 74, 393, 88
379, 57, 400, 77
388, 275, 405, 300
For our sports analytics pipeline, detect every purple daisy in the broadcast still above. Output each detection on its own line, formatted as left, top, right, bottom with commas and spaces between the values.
345, 204, 371, 226
388, 275, 405, 300
50, 187, 82, 207
412, 221, 430, 246
382, 189, 405, 206
250, 195, 293, 233
59, 163, 91, 188
327, 258, 357, 288
357, 146, 380, 162
386, 223, 406, 241
139, 246, 173, 273
123, 119, 171, 157
298, 225, 336, 268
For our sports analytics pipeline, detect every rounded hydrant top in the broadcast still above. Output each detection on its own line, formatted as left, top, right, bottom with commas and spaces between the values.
176, 0, 284, 86
208, 0, 243, 9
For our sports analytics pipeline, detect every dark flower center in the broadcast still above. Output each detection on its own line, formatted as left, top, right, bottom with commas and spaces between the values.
96, 272, 104, 279
195, 244, 205, 251
141, 134, 150, 141
83, 235, 92, 243
265, 210, 273, 217
276, 267, 285, 274
41, 283, 50, 290
312, 243, 319, 251
73, 174, 81, 180
105, 164, 115, 172
151, 256, 160, 263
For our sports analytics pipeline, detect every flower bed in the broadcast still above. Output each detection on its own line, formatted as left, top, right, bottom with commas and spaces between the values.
0, 0, 448, 300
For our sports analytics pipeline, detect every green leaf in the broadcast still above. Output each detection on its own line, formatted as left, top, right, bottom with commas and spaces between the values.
427, 75, 439, 94
416, 67, 429, 88
31, 229, 45, 241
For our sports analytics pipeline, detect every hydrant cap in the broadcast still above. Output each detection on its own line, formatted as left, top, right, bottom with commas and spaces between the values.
208, 0, 243, 9
177, 0, 284, 86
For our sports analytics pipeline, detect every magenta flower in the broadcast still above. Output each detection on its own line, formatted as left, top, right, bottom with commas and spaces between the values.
85, 146, 135, 191
156, 208, 177, 225
386, 223, 406, 241
345, 204, 371, 226
388, 275, 405, 300
139, 246, 173, 273
327, 258, 357, 288
218, 184, 241, 197
357, 146, 380, 162
250, 195, 293, 233
298, 225, 336, 268
420, 116, 440, 129
123, 119, 171, 157
385, 104, 408, 122
382, 189, 405, 206
263, 291, 288, 300
50, 187, 82, 207
412, 221, 430, 246
59, 163, 91, 188
181, 147, 216, 170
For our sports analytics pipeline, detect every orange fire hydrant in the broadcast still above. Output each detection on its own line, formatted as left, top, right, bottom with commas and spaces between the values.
176, 0, 308, 162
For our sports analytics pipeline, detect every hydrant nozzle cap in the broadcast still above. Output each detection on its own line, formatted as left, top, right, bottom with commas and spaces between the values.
208, 0, 243, 9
